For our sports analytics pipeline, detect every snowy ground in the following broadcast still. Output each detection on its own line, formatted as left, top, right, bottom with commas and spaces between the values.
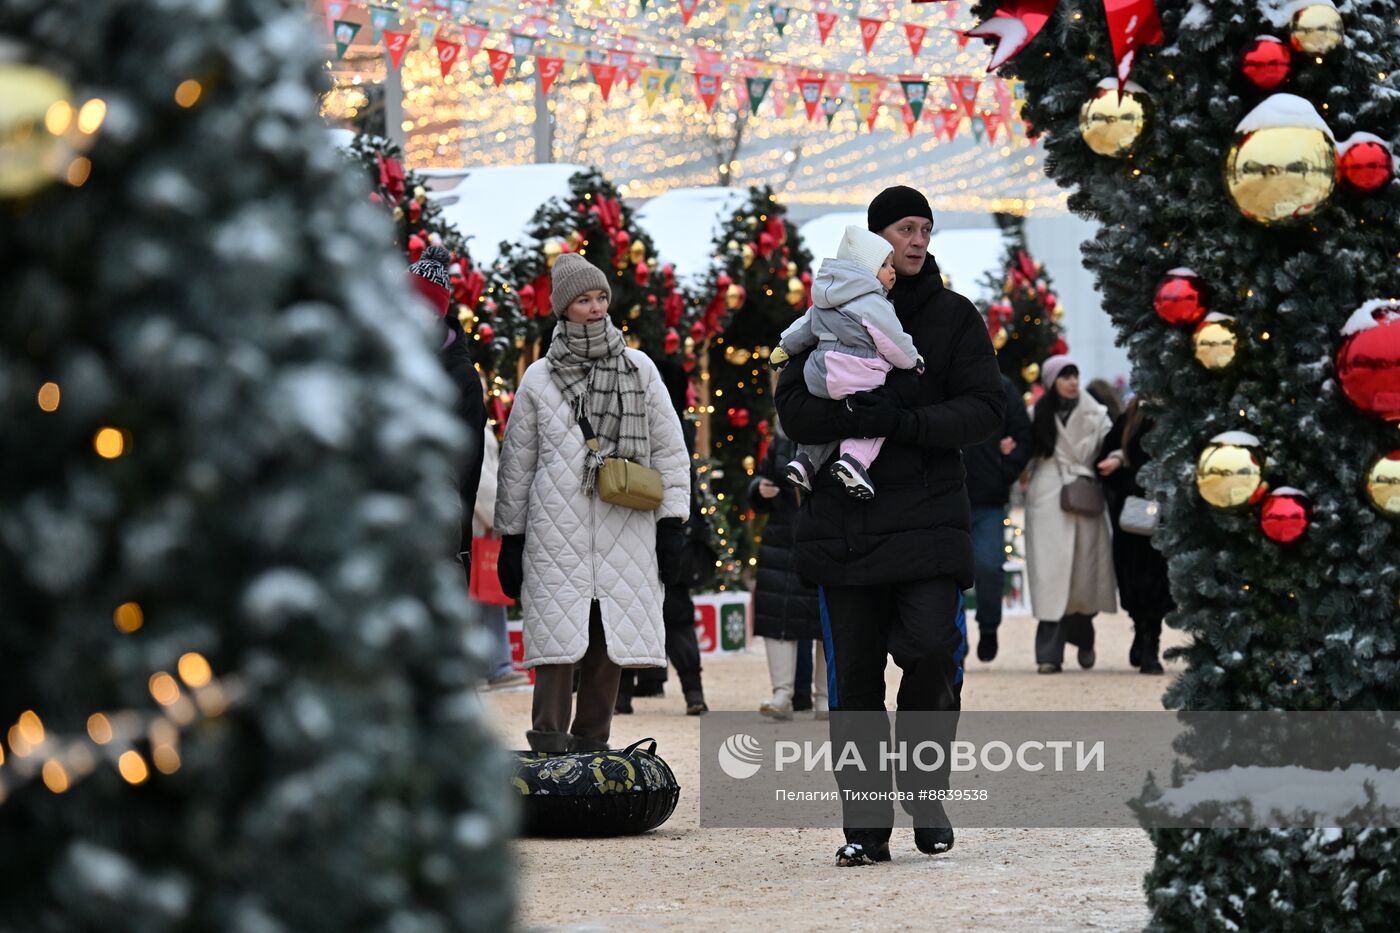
485, 609, 1185, 931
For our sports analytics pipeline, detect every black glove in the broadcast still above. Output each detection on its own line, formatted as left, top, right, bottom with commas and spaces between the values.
655, 517, 685, 585
846, 391, 907, 439
498, 534, 525, 600
883, 368, 922, 406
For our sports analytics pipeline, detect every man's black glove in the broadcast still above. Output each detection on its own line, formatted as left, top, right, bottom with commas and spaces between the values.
498, 534, 525, 600
883, 368, 921, 406
847, 391, 908, 439
655, 517, 685, 585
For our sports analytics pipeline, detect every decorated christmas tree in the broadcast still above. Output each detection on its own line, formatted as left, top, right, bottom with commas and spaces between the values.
975, 0, 1400, 926
693, 186, 813, 582
979, 213, 1069, 397
0, 0, 511, 927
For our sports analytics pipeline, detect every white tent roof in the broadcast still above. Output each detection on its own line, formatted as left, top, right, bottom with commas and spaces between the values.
633, 187, 749, 284
424, 163, 584, 266
798, 212, 1004, 297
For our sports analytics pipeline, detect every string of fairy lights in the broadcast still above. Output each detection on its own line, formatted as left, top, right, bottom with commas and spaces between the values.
320, 0, 1070, 214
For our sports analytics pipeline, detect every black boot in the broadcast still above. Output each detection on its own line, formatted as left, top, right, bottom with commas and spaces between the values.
976, 628, 998, 662
1139, 617, 1164, 675
1128, 626, 1143, 668
525, 730, 573, 754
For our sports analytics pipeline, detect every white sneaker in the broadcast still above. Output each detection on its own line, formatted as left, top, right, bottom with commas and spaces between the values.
782, 453, 815, 493
831, 454, 875, 500
759, 698, 794, 721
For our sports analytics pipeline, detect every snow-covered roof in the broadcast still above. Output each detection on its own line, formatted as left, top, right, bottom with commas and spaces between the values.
425, 163, 585, 266
632, 187, 749, 283
799, 212, 1005, 296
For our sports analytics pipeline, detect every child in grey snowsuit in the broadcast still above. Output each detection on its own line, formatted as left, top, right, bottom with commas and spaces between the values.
769, 225, 923, 499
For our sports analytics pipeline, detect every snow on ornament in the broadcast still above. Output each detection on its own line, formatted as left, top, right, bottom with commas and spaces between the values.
1336, 300, 1400, 421
1193, 313, 1240, 370
1239, 36, 1291, 91
1155, 268, 1209, 326
1079, 78, 1150, 158
1196, 431, 1267, 510
1225, 94, 1335, 225
1337, 133, 1394, 193
1286, 0, 1343, 56
1366, 450, 1400, 517
1260, 487, 1311, 543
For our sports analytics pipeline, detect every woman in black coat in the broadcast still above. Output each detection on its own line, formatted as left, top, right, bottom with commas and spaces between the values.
749, 425, 826, 719
1095, 397, 1173, 673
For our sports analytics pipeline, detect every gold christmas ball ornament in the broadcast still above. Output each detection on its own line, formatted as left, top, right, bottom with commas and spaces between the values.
1225, 94, 1336, 226
741, 243, 755, 269
1196, 431, 1267, 510
627, 303, 642, 320
392, 205, 404, 222
786, 261, 799, 278
0, 62, 82, 198
629, 239, 646, 265
544, 240, 564, 268
1052, 305, 1066, 322
786, 277, 806, 307
992, 327, 1009, 350
1021, 361, 1041, 384
684, 336, 695, 354
413, 185, 427, 204
726, 239, 739, 251
1289, 2, 1344, 56
514, 334, 527, 349
1365, 451, 1400, 516
742, 456, 756, 472
725, 283, 745, 310
1079, 78, 1150, 158
1193, 314, 1240, 370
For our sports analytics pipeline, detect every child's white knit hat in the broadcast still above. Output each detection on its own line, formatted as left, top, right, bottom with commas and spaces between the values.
836, 225, 894, 278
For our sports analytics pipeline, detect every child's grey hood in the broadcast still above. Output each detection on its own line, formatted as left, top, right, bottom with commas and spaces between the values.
811, 258, 887, 309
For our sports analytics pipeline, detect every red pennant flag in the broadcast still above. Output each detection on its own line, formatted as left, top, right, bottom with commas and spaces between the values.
383, 29, 410, 71
816, 12, 838, 45
536, 55, 564, 94
902, 103, 917, 138
865, 101, 881, 133
940, 106, 962, 143
589, 62, 621, 101
487, 48, 514, 87
678, 0, 701, 25
462, 25, 488, 62
1103, 0, 1163, 86
946, 75, 981, 121
981, 110, 1001, 144
858, 17, 885, 54
694, 71, 720, 112
797, 76, 825, 121
434, 38, 461, 77
624, 60, 644, 90
904, 23, 929, 58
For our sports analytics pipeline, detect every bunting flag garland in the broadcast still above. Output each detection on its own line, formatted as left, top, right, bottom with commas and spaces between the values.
865, 100, 882, 132
1103, 0, 1163, 85
771, 80, 789, 118
368, 5, 394, 44
325, 1, 346, 36
904, 22, 928, 58
657, 53, 683, 94
798, 76, 825, 121
946, 74, 981, 121
733, 71, 751, 111
589, 62, 621, 101
964, 0, 1055, 71
858, 17, 885, 54
678, 0, 701, 26
980, 110, 1001, 144
969, 114, 986, 143
332, 20, 360, 59
822, 94, 843, 128
486, 48, 513, 87
724, 0, 746, 32
510, 34, 535, 70
816, 11, 838, 44
902, 103, 918, 138
641, 67, 667, 106
850, 77, 881, 126
745, 76, 773, 116
624, 60, 644, 90
383, 29, 410, 70
416, 17, 438, 53
462, 24, 487, 62
434, 37, 461, 77
537, 55, 565, 94
770, 5, 789, 35
899, 76, 929, 122
694, 71, 721, 112
938, 106, 961, 142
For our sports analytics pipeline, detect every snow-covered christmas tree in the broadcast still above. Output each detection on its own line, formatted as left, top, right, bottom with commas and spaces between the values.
979, 213, 1069, 398
975, 0, 1400, 926
0, 0, 511, 927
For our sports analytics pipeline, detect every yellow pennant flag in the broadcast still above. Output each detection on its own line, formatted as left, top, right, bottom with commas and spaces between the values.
850, 78, 882, 126
641, 68, 668, 107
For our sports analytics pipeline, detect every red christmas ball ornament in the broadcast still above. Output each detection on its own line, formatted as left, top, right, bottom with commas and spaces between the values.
1154, 268, 1209, 326
634, 260, 650, 286
756, 419, 770, 436
662, 264, 676, 288
517, 284, 536, 316
664, 293, 684, 327
1337, 134, 1395, 193
1239, 36, 1292, 91
716, 273, 732, 291
690, 320, 707, 343
727, 406, 751, 429
1051, 336, 1069, 356
1045, 292, 1058, 311
407, 199, 422, 223
663, 329, 680, 355
368, 191, 383, 204
1259, 487, 1311, 544
407, 234, 426, 263
477, 323, 494, 343
1336, 300, 1400, 421
683, 352, 697, 373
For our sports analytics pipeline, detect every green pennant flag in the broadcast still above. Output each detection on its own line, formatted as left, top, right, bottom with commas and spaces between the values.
368, 6, 394, 44
822, 95, 842, 128
745, 76, 773, 116
970, 115, 986, 144
899, 78, 929, 123
770, 5, 789, 35
332, 19, 361, 60
639, 0, 650, 8
657, 54, 682, 95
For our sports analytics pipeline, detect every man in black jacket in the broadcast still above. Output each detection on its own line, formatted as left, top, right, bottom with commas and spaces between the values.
775, 187, 1004, 867
963, 375, 1033, 662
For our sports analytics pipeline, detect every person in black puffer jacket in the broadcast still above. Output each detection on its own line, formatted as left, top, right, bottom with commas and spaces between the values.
775, 187, 1004, 867
749, 422, 826, 721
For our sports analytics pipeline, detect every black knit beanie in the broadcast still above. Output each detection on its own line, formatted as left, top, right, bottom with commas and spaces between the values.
867, 185, 933, 233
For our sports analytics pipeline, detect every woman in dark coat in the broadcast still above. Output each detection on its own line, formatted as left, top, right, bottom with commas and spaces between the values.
1095, 397, 1173, 673
749, 422, 826, 719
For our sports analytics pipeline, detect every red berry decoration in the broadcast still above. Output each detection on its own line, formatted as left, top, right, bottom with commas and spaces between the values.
727, 407, 751, 429
478, 323, 494, 343
1337, 134, 1395, 193
1154, 268, 1209, 326
1240, 36, 1291, 90
1336, 300, 1400, 421
1260, 487, 1311, 544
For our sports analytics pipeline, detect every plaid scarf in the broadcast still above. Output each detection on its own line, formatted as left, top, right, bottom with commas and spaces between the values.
546, 317, 649, 495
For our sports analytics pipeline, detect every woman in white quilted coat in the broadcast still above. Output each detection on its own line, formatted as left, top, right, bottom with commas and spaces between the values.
495, 253, 690, 754
1023, 355, 1118, 674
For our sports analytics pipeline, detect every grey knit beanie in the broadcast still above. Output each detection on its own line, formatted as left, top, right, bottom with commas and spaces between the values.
550, 253, 612, 317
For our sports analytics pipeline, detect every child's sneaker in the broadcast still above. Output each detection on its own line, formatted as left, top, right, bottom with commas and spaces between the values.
831, 454, 875, 500
782, 451, 816, 493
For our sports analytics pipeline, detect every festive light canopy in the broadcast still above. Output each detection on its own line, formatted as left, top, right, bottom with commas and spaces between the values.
320, 0, 1068, 214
